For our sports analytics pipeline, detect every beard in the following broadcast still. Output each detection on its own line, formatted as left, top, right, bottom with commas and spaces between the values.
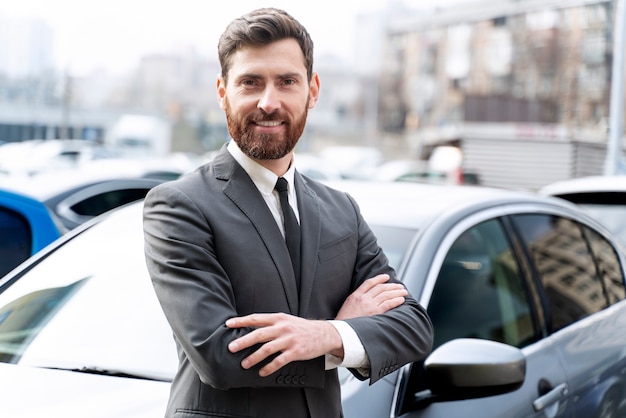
224, 97, 309, 160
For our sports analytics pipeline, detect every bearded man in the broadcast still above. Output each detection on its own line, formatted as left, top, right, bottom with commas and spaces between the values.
143, 7, 433, 418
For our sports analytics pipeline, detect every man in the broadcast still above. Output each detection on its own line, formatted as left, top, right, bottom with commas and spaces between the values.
143, 7, 433, 418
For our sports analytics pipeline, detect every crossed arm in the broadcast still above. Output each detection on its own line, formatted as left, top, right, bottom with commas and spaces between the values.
226, 273, 408, 377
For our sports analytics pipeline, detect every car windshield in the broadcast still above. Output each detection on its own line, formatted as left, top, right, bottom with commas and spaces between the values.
0, 201, 418, 384
0, 203, 177, 381
369, 225, 417, 271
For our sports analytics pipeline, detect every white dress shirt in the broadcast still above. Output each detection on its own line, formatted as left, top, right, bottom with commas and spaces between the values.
227, 141, 369, 373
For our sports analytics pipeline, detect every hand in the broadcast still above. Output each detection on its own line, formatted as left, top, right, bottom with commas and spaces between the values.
335, 274, 407, 320
225, 313, 342, 377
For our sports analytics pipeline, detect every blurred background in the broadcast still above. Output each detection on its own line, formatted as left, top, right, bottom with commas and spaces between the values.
1, 0, 626, 190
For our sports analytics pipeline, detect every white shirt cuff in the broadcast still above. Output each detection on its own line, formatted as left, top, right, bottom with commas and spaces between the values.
324, 320, 369, 372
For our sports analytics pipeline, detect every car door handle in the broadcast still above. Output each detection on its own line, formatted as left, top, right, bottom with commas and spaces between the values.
533, 383, 569, 412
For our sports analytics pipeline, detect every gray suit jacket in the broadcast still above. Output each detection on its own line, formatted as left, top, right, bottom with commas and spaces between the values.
143, 146, 433, 418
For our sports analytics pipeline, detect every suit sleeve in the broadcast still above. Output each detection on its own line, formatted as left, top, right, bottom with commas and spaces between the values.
143, 184, 326, 390
341, 194, 434, 385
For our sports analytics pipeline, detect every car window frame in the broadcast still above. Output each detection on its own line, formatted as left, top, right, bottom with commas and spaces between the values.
52, 179, 163, 229
426, 217, 540, 349
393, 205, 547, 416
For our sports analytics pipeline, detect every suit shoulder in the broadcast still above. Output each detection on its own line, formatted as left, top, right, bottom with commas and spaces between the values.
146, 164, 216, 201
303, 177, 352, 197
300, 177, 359, 213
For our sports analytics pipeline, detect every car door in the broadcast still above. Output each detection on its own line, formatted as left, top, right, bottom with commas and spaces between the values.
510, 214, 626, 418
0, 192, 63, 277
395, 217, 574, 418
0, 207, 32, 278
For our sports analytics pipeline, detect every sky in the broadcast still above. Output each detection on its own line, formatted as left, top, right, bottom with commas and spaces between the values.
1, 0, 472, 76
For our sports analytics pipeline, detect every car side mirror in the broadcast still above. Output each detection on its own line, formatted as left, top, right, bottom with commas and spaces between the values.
419, 338, 526, 403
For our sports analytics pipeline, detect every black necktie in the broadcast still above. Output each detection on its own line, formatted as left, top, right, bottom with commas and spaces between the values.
275, 177, 301, 290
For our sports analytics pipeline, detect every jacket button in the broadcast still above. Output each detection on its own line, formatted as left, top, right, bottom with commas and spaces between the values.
276, 376, 284, 384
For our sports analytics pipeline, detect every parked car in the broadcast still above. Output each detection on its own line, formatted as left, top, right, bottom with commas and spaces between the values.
373, 159, 481, 185
0, 181, 625, 417
0, 139, 121, 177
0, 158, 192, 277
294, 153, 343, 180
318, 145, 383, 179
0, 188, 64, 278
0, 156, 193, 230
540, 175, 626, 246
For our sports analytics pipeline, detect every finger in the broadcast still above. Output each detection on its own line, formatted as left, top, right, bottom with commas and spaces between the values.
369, 289, 407, 315
368, 282, 406, 298
372, 285, 409, 299
240, 339, 285, 372
357, 274, 390, 294
225, 312, 282, 329
258, 352, 291, 377
377, 296, 406, 311
228, 326, 275, 353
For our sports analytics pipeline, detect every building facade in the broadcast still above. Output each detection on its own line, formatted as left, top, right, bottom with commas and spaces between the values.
379, 0, 622, 189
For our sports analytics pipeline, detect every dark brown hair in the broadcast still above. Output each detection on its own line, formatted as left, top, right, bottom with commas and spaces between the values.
218, 8, 314, 83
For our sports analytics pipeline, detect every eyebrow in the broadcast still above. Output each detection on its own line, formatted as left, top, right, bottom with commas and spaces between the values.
236, 72, 304, 81
277, 72, 303, 80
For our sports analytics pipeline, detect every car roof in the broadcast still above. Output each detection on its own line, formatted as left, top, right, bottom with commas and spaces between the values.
0, 175, 157, 202
52, 179, 582, 236
0, 157, 190, 202
323, 180, 574, 229
540, 175, 626, 196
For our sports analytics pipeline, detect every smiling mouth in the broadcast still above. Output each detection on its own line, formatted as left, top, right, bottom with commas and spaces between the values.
255, 120, 283, 127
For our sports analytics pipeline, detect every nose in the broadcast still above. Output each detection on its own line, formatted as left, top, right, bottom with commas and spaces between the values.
257, 85, 281, 114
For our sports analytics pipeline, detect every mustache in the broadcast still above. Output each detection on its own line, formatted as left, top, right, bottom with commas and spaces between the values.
250, 110, 284, 122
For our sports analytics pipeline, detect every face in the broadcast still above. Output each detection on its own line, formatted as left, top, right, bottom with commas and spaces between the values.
217, 38, 320, 161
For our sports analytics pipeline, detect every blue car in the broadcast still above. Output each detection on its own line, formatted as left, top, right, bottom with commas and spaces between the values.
0, 188, 64, 277
0, 160, 193, 279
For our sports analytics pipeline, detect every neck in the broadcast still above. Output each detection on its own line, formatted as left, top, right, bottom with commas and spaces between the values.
255, 153, 294, 177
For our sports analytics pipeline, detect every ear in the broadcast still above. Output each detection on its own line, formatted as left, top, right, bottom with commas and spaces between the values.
307, 72, 320, 109
217, 75, 227, 110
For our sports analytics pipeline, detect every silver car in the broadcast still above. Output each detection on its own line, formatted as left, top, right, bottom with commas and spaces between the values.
0, 180, 625, 417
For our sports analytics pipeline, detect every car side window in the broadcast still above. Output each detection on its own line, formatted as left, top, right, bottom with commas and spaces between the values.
512, 214, 611, 333
582, 226, 625, 304
70, 188, 150, 217
427, 219, 537, 350
0, 208, 32, 277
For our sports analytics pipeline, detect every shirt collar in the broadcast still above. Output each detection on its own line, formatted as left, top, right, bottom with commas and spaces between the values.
227, 140, 296, 196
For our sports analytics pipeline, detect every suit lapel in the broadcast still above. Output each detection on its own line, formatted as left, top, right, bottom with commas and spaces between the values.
214, 148, 299, 313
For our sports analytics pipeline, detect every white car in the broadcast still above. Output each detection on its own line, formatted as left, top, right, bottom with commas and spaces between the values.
540, 175, 626, 245
1, 180, 626, 417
